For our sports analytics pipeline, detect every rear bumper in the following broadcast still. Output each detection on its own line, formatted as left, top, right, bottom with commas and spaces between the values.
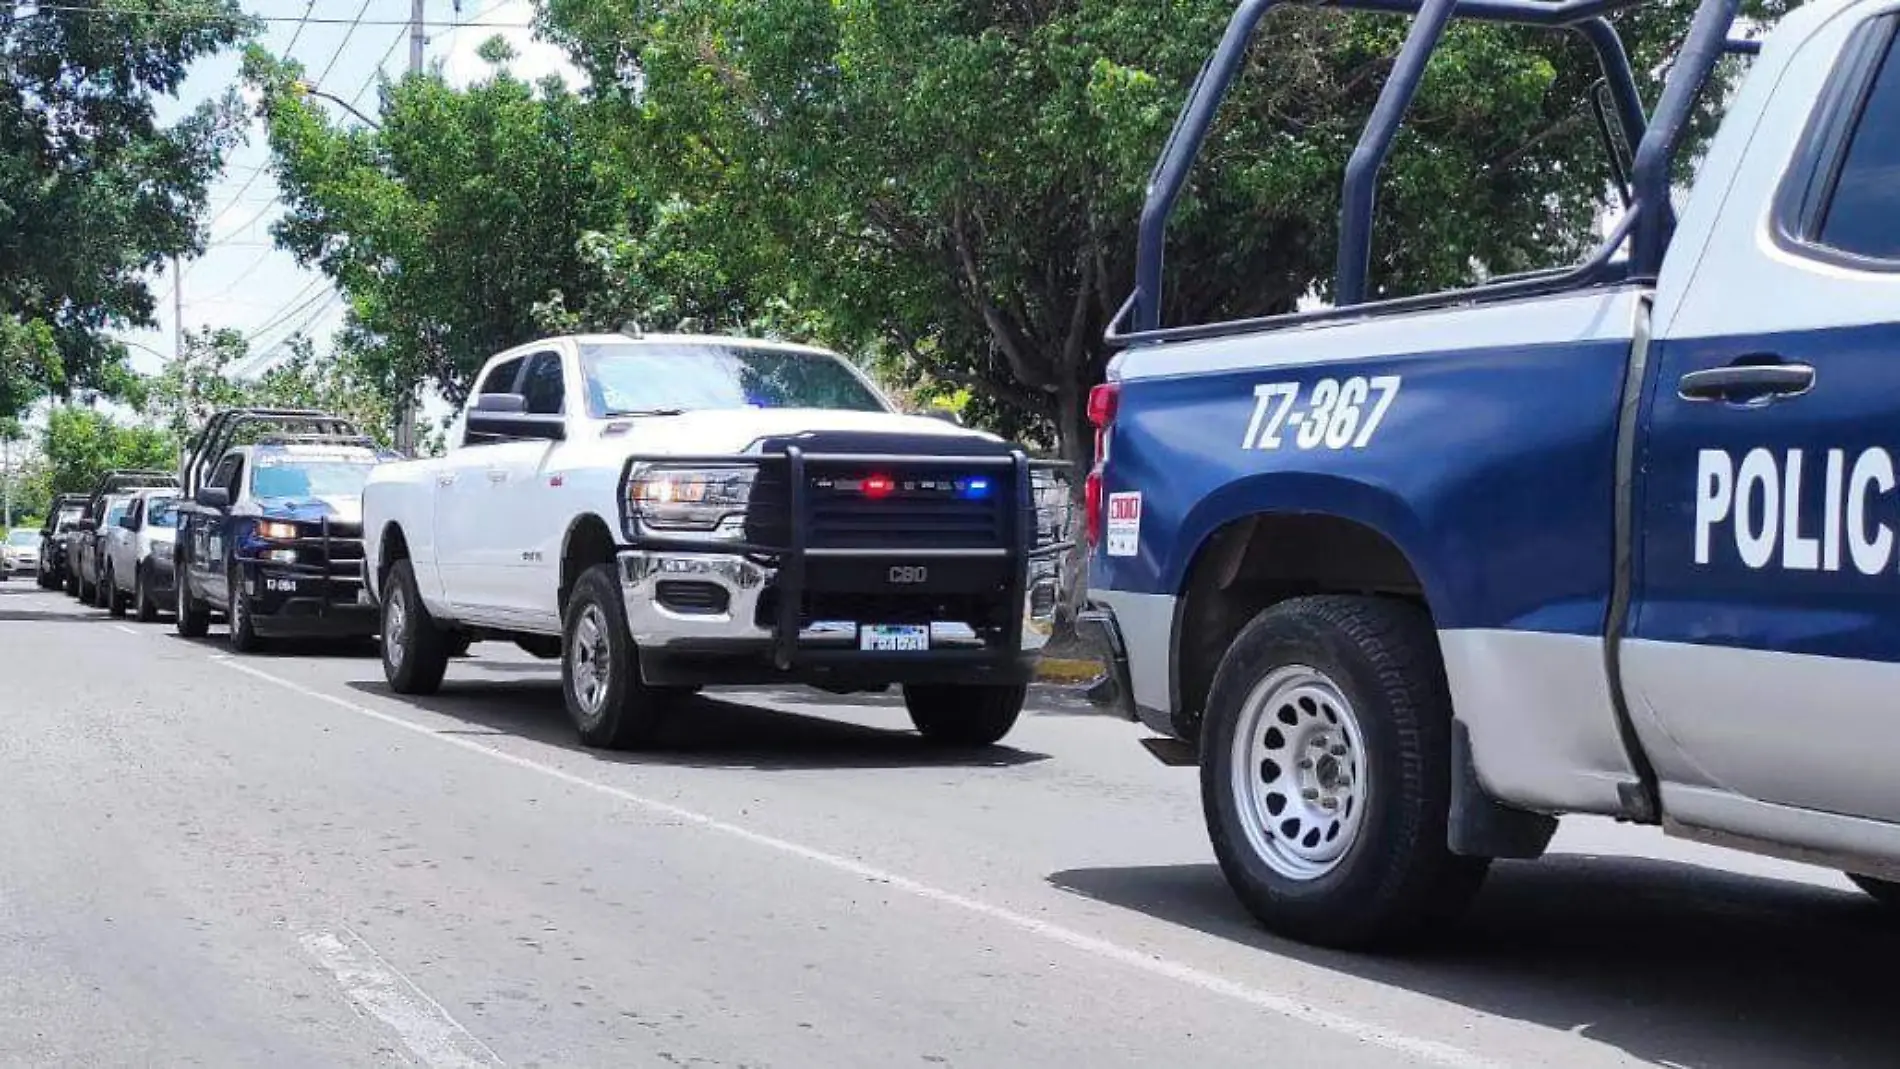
1082, 588, 1180, 737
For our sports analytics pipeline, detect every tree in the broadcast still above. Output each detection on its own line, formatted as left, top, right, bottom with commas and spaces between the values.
38, 407, 178, 498
146, 327, 394, 445
542, 0, 1761, 464
245, 41, 792, 407
0, 1, 253, 421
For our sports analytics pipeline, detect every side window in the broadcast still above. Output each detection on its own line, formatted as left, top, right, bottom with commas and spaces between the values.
212, 455, 243, 500
478, 356, 526, 397
1817, 34, 1900, 261
521, 351, 566, 415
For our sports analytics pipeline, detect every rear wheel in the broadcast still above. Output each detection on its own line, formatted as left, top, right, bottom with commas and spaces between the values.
382, 559, 450, 694
175, 563, 210, 638
91, 568, 109, 609
903, 684, 1028, 747
1201, 595, 1489, 950
1849, 874, 1900, 909
64, 566, 79, 597
227, 568, 265, 653
563, 564, 670, 750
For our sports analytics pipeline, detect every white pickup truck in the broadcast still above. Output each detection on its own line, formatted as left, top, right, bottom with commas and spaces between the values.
362, 332, 1067, 749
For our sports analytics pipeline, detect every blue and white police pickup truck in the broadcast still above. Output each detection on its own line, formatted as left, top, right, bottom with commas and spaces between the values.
1080, 0, 1900, 948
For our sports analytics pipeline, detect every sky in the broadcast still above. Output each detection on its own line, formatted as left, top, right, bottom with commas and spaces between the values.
107, 0, 586, 427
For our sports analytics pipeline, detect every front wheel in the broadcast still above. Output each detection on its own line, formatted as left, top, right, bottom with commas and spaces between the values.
903, 684, 1027, 747
563, 563, 670, 750
382, 559, 451, 694
1200, 595, 1489, 950
134, 564, 158, 623
227, 569, 265, 653
106, 567, 128, 618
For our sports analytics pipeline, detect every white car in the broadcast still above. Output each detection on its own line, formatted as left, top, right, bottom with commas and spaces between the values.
103, 489, 180, 621
2, 528, 37, 579
362, 332, 1067, 750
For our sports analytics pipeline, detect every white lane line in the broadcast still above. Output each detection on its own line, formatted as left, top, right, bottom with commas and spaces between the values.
297, 926, 503, 1068
222, 658, 1497, 1069
113, 624, 140, 635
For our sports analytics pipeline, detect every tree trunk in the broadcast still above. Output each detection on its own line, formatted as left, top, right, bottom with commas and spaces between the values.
1050, 373, 1094, 649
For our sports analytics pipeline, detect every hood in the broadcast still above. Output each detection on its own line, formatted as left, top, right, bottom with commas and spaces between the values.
256, 495, 363, 526
601, 408, 999, 456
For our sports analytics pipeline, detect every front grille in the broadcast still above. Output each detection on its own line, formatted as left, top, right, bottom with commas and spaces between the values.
290, 519, 365, 580
744, 463, 1016, 551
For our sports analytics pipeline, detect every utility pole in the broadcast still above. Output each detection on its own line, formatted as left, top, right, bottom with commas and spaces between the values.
173, 254, 185, 360
394, 0, 428, 456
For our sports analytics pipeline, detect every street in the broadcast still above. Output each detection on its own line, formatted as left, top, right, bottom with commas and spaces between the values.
1, 580, 1895, 1069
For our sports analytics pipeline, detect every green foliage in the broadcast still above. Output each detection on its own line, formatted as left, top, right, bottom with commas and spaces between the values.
0, 1, 254, 420
542, 0, 1779, 463
146, 327, 394, 446
246, 42, 797, 405
38, 407, 179, 498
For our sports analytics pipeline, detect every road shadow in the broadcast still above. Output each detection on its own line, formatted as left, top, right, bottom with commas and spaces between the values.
344, 677, 1052, 772
1048, 855, 1900, 1068
0, 586, 121, 623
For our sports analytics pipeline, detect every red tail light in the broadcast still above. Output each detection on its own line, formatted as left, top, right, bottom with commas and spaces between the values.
1084, 383, 1120, 548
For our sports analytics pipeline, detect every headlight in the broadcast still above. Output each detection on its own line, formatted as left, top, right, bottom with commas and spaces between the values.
257, 521, 300, 541
628, 466, 756, 535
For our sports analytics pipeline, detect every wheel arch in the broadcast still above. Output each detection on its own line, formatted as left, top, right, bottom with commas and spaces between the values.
559, 512, 620, 616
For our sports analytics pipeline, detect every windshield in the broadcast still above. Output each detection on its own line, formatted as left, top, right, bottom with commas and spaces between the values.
251, 457, 377, 499
146, 497, 179, 529
6, 530, 37, 547
579, 343, 887, 418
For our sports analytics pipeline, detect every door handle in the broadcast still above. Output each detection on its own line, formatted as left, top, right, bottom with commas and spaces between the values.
436, 472, 457, 487
486, 469, 508, 483
1678, 359, 1815, 405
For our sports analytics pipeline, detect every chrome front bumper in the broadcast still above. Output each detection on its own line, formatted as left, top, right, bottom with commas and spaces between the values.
617, 549, 1060, 654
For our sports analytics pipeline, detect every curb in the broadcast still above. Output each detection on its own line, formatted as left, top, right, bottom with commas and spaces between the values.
1036, 656, 1105, 684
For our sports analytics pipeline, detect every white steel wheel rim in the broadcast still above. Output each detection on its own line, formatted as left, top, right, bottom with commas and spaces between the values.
1229, 664, 1370, 881
570, 604, 612, 718
384, 586, 409, 670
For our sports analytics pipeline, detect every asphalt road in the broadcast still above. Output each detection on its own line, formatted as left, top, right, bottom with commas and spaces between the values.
2, 580, 1897, 1068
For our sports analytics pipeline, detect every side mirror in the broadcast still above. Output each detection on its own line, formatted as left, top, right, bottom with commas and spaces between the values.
473, 392, 529, 414
466, 411, 566, 442
196, 487, 232, 509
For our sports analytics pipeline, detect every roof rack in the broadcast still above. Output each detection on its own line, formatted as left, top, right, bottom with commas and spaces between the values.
181, 408, 365, 498
1110, 0, 1750, 346
85, 469, 180, 514
253, 432, 380, 450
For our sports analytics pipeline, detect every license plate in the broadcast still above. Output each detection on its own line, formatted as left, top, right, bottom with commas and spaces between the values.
860, 624, 929, 652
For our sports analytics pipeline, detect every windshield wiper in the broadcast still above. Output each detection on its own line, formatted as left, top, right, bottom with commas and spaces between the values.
603, 408, 687, 418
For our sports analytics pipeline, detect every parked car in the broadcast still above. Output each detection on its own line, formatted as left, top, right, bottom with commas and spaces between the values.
362, 331, 1069, 751
4, 528, 41, 580
74, 494, 136, 607
40, 494, 88, 592
175, 408, 393, 650
67, 471, 177, 602
103, 489, 180, 621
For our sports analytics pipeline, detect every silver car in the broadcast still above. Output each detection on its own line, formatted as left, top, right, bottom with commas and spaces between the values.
103, 490, 180, 621
2, 528, 37, 580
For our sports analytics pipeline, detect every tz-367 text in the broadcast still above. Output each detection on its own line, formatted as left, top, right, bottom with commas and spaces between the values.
1242, 375, 1402, 451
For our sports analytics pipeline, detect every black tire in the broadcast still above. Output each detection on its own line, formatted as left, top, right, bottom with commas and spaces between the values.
903, 684, 1028, 747
134, 563, 158, 623
91, 568, 109, 609
562, 563, 669, 750
446, 632, 474, 658
106, 567, 128, 618
227, 568, 265, 653
1849, 874, 1900, 908
64, 566, 79, 597
381, 558, 450, 695
1200, 595, 1490, 950
175, 563, 210, 638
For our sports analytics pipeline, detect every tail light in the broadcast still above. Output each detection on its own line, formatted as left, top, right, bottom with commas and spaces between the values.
1084, 382, 1120, 547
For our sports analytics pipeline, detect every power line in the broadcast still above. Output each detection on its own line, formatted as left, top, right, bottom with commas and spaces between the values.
280, 0, 317, 56
313, 0, 375, 88
21, 5, 531, 28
